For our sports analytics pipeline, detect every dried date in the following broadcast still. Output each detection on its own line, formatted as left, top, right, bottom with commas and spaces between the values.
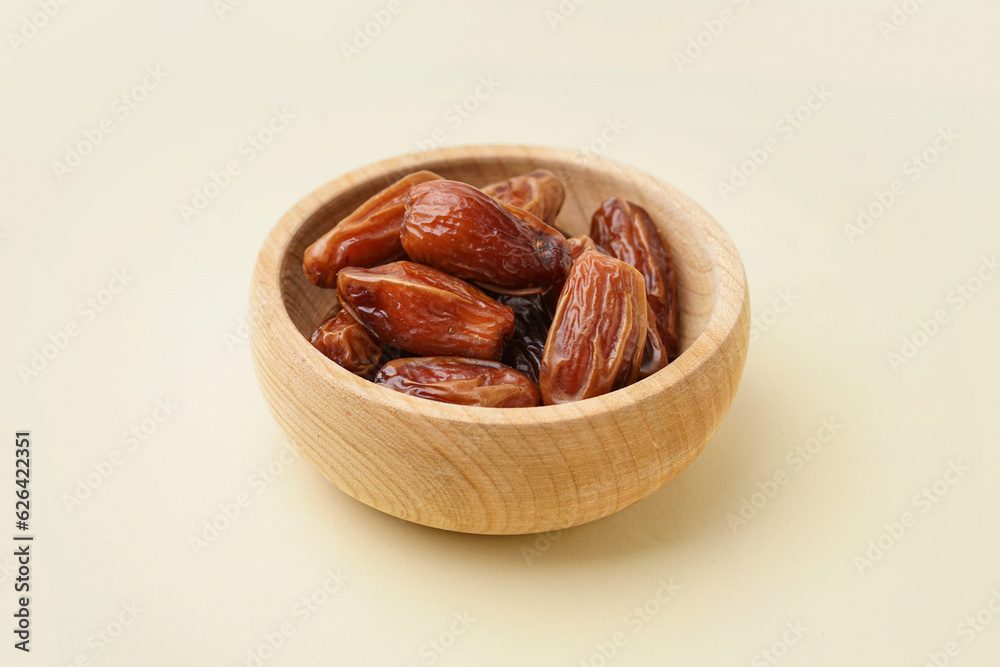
374, 357, 541, 408
498, 295, 551, 384
566, 234, 607, 260
639, 302, 668, 379
540, 235, 608, 317
559, 234, 667, 378
482, 169, 565, 225
539, 251, 647, 405
303, 170, 442, 288
310, 306, 385, 379
401, 180, 571, 295
337, 261, 515, 360
590, 197, 679, 360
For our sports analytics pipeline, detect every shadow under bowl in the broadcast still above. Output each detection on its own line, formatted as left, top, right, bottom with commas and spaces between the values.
249, 144, 750, 535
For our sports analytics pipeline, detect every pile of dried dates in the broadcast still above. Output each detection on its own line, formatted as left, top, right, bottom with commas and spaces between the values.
302, 168, 678, 408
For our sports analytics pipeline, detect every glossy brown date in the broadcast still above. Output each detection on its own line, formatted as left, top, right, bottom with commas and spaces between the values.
639, 302, 668, 379
590, 197, 679, 360
374, 357, 541, 408
310, 306, 385, 379
481, 169, 565, 225
540, 235, 608, 317
401, 180, 572, 295
566, 234, 607, 260
303, 170, 442, 288
336, 261, 515, 361
556, 235, 666, 379
539, 251, 648, 405
498, 295, 551, 384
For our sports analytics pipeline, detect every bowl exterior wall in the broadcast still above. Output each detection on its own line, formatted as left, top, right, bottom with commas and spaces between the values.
250, 145, 749, 534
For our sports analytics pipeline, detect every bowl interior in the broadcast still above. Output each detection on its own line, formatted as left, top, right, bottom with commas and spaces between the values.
253, 145, 748, 533
279, 149, 718, 360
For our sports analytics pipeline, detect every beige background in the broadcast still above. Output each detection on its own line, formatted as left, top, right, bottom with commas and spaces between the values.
3, 0, 999, 664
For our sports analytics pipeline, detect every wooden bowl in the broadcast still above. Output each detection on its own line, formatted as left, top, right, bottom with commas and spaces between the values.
249, 145, 749, 535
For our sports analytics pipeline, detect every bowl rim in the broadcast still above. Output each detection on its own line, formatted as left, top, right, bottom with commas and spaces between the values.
252, 143, 748, 426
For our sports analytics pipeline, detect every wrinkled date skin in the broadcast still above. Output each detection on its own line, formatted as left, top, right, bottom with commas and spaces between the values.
541, 235, 608, 317
539, 251, 648, 405
303, 170, 442, 288
310, 306, 385, 379
567, 234, 607, 261
591, 197, 680, 360
559, 233, 666, 378
639, 302, 668, 379
498, 295, 551, 384
482, 169, 566, 225
401, 180, 572, 295
337, 261, 515, 360
374, 357, 541, 408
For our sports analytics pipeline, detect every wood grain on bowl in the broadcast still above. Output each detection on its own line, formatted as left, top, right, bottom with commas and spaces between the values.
249, 145, 749, 535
